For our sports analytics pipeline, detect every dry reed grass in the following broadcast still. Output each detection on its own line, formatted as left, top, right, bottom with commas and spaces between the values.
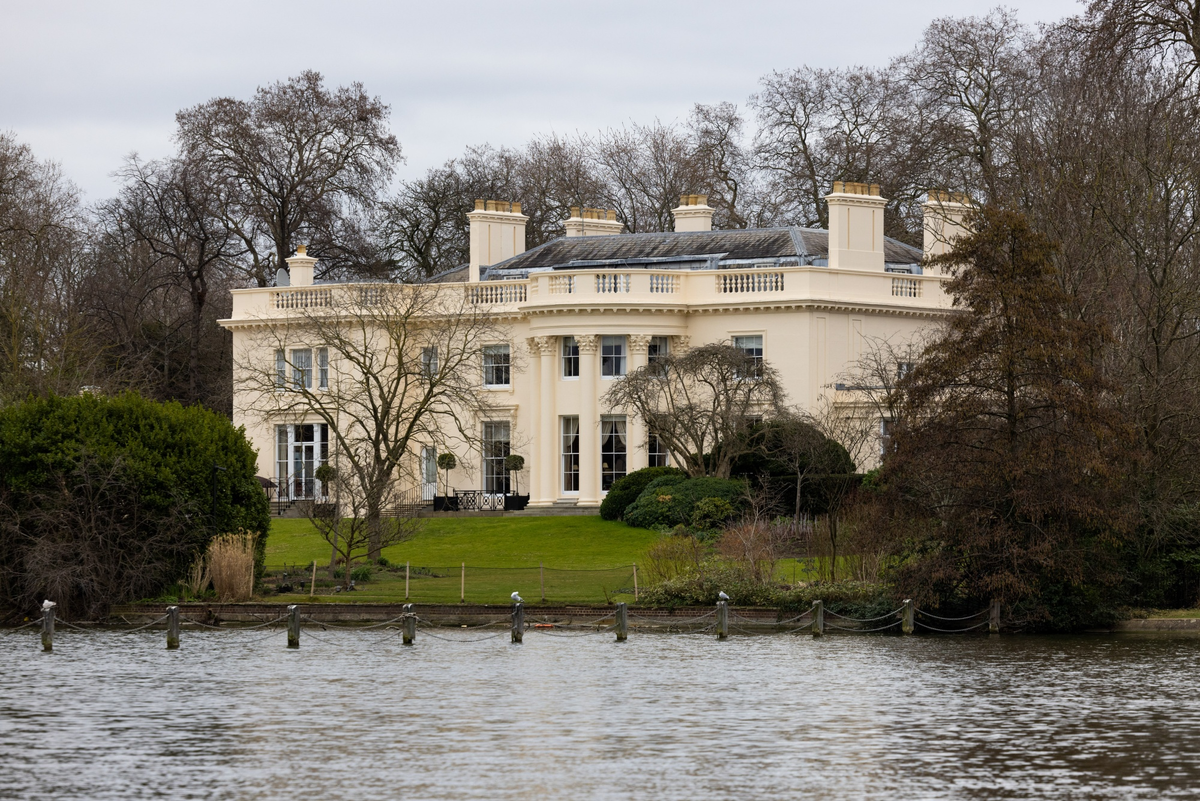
207, 529, 257, 601
184, 557, 211, 598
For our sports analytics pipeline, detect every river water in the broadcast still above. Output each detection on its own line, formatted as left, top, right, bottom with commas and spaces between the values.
1, 628, 1198, 799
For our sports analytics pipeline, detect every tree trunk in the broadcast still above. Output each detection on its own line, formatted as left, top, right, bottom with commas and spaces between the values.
367, 508, 382, 562
828, 511, 839, 582
794, 474, 804, 523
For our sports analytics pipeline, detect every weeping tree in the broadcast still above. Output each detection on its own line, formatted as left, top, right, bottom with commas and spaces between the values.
602, 342, 785, 479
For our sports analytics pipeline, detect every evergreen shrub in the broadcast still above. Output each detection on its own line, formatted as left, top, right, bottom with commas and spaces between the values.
599, 466, 686, 521
0, 392, 269, 617
623, 476, 747, 530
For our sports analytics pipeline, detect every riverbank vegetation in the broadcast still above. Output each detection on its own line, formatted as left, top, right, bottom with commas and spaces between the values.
0, 393, 269, 619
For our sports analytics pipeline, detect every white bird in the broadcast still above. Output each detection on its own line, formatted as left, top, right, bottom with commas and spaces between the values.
718, 591, 730, 602
511, 592, 523, 603
41, 600, 56, 611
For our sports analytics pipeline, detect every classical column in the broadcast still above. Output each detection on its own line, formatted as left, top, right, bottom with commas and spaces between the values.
535, 336, 557, 504
626, 334, 652, 474
576, 335, 600, 506
524, 337, 544, 506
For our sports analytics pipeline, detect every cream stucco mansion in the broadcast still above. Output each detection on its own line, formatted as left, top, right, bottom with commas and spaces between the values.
220, 183, 965, 509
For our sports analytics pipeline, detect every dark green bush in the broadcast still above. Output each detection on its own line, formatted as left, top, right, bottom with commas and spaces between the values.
0, 392, 269, 618
599, 466, 686, 521
640, 561, 780, 606
642, 566, 895, 614
351, 565, 373, 582
691, 497, 736, 533
623, 476, 747, 530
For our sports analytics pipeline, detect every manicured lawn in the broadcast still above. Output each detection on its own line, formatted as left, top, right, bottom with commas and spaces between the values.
262, 515, 659, 605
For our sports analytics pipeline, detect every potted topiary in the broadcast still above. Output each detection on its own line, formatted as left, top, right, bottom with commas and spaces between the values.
313, 462, 338, 516
435, 452, 458, 511
503, 453, 529, 511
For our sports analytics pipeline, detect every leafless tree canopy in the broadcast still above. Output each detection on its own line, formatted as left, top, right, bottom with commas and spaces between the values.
602, 342, 785, 479
176, 70, 403, 286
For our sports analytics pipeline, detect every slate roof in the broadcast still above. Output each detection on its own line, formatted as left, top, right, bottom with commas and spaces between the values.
484, 226, 922, 276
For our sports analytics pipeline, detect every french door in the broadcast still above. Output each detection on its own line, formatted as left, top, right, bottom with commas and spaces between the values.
276, 423, 329, 500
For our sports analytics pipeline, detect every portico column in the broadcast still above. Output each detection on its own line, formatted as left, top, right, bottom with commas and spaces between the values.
577, 335, 600, 506
536, 336, 557, 505
627, 335, 652, 473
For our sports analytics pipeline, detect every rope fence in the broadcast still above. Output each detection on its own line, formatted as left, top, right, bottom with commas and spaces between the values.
10, 598, 1004, 651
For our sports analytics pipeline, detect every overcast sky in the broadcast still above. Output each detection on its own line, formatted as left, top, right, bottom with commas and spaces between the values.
2, 0, 1083, 202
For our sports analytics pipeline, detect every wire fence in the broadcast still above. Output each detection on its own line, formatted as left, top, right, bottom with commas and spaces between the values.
262, 564, 638, 606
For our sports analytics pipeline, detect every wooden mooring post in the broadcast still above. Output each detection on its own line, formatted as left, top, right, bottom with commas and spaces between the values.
511, 602, 524, 643
166, 605, 180, 650
402, 603, 416, 645
615, 602, 628, 641
41, 603, 55, 652
287, 604, 300, 649
811, 600, 824, 637
309, 562, 317, 597
989, 599, 1001, 634
633, 563, 638, 601
901, 599, 914, 635
716, 600, 729, 640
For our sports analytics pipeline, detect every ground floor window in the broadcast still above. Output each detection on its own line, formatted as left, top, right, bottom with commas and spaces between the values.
276, 423, 329, 499
483, 421, 511, 494
880, 418, 894, 456
562, 416, 580, 492
601, 416, 627, 491
422, 446, 438, 500
648, 433, 669, 467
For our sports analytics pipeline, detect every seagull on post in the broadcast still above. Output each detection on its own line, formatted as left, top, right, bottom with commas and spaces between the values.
41, 600, 56, 611
511, 592, 523, 604
717, 591, 730, 602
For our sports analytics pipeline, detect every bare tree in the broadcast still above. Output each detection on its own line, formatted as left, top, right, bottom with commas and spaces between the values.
1087, 0, 1200, 85
305, 466, 420, 589
176, 71, 402, 286
602, 342, 785, 479
107, 155, 243, 404
236, 279, 509, 559
0, 132, 91, 400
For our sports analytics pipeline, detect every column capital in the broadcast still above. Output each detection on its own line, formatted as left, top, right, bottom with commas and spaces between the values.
628, 334, 652, 353
673, 335, 691, 352
527, 335, 557, 355
576, 335, 599, 354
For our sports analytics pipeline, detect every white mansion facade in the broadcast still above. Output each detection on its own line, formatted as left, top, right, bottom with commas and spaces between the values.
221, 183, 964, 509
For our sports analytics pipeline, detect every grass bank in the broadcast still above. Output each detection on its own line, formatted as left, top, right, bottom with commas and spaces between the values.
262, 516, 659, 605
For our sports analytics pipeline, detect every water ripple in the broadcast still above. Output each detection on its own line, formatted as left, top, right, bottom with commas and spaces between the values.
1, 630, 1198, 799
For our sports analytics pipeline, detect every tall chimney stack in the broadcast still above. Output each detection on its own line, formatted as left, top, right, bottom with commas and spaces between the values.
468, 200, 528, 282
671, 194, 713, 233
824, 181, 886, 271
564, 207, 624, 237
922, 190, 971, 270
